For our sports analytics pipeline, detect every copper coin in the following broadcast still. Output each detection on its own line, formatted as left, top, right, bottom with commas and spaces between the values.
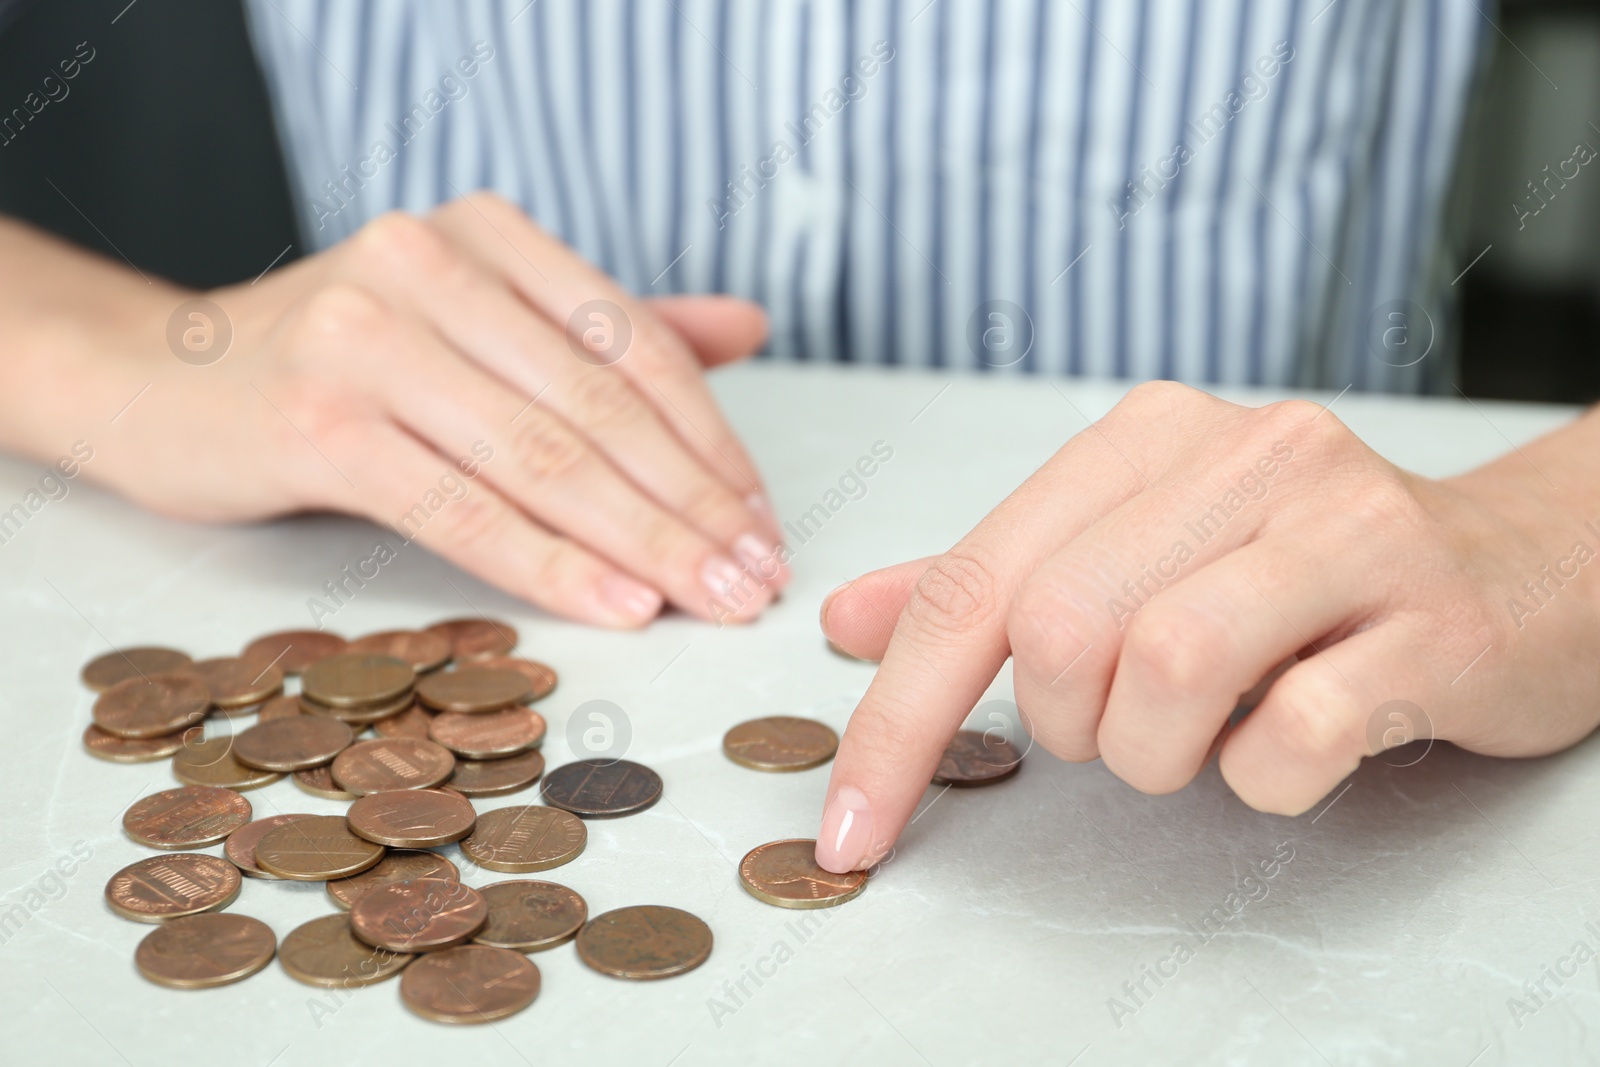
429, 707, 546, 760
426, 617, 519, 662
232, 716, 354, 772
416, 667, 533, 714
81, 646, 193, 692
349, 878, 488, 953
723, 716, 839, 772
331, 738, 456, 795
224, 813, 319, 879
279, 913, 413, 988
400, 945, 540, 1024
449, 750, 546, 798
300, 688, 416, 724
932, 729, 1024, 786
293, 764, 358, 801
327, 850, 460, 910
541, 758, 662, 818
459, 805, 586, 873
471, 656, 556, 702
347, 789, 477, 848
171, 732, 282, 791
123, 785, 252, 849
474, 881, 587, 952
374, 701, 436, 739
105, 853, 241, 923
576, 906, 712, 980
183, 656, 285, 709
255, 814, 385, 880
347, 630, 452, 673
81, 723, 184, 763
257, 694, 304, 721
135, 913, 276, 989
738, 839, 868, 909
302, 652, 415, 708
241, 629, 348, 675
92, 672, 209, 738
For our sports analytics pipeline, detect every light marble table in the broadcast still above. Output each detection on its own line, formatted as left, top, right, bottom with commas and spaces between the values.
1, 363, 1593, 1066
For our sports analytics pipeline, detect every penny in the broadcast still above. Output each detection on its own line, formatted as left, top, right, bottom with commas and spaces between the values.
932, 729, 1023, 786
349, 878, 488, 953
105, 853, 241, 923
473, 881, 588, 952
81, 723, 184, 763
233, 716, 354, 772
279, 913, 414, 988
123, 785, 252, 849
347, 630, 452, 674
373, 701, 436, 739
416, 667, 532, 714
241, 629, 348, 675
429, 707, 546, 760
471, 656, 556, 702
172, 732, 283, 791
224, 813, 319, 879
293, 764, 358, 801
576, 905, 712, 980
302, 652, 415, 709
300, 688, 416, 724
723, 716, 839, 772
135, 913, 276, 989
347, 789, 477, 848
738, 839, 868, 909
327, 849, 460, 910
257, 694, 304, 721
448, 750, 546, 798
460, 806, 585, 874
92, 672, 209, 738
81, 646, 193, 692
426, 617, 518, 662
400, 945, 539, 1024
332, 738, 456, 795
541, 758, 662, 818
184, 656, 285, 709
255, 814, 385, 880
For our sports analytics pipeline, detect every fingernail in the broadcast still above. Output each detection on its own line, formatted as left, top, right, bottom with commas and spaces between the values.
701, 555, 744, 600
819, 580, 850, 629
816, 784, 873, 872
734, 532, 789, 588
745, 492, 772, 517
600, 573, 663, 620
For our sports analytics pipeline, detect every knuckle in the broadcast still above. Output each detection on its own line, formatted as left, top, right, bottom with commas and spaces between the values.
295, 282, 388, 346
509, 419, 589, 483
1122, 605, 1227, 697
567, 371, 646, 432
1114, 379, 1199, 419
437, 492, 512, 555
354, 211, 455, 278
1008, 576, 1095, 675
907, 552, 1003, 637
1342, 473, 1419, 534
1269, 673, 1362, 762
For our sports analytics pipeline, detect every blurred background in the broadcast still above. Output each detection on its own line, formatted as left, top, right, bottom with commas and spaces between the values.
0, 0, 1594, 403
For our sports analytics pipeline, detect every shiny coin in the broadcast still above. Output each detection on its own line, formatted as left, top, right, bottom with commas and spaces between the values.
327, 850, 460, 910
293, 765, 358, 801
541, 758, 662, 818
448, 749, 545, 798
105, 853, 241, 923
932, 729, 1023, 786
184, 656, 284, 709
232, 716, 354, 772
241, 629, 348, 675
459, 805, 586, 873
279, 913, 413, 988
738, 839, 868, 909
123, 785, 252, 849
349, 877, 488, 953
416, 667, 532, 714
224, 813, 319, 879
92, 672, 209, 738
347, 789, 477, 848
257, 694, 303, 721
135, 913, 276, 989
347, 630, 452, 673
426, 617, 518, 662
81, 723, 184, 763
472, 656, 556, 702
400, 945, 539, 1024
374, 701, 436, 739
429, 706, 546, 760
576, 905, 712, 980
81, 646, 193, 692
302, 652, 415, 708
172, 732, 282, 791
332, 738, 456, 795
723, 716, 839, 772
301, 688, 416, 724
255, 814, 385, 881
473, 881, 587, 952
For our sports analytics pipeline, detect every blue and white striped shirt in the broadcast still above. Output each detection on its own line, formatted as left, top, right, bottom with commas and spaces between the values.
243, 0, 1487, 392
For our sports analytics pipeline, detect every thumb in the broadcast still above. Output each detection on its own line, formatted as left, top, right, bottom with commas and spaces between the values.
645, 294, 770, 368
819, 558, 935, 662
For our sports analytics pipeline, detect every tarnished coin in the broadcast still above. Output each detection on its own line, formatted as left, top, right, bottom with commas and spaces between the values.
302, 652, 415, 709
81, 646, 193, 692
184, 656, 284, 709
723, 716, 839, 772
327, 849, 460, 910
241, 629, 348, 675
449, 750, 546, 798
224, 813, 319, 879
460, 805, 586, 873
257, 694, 304, 721
124, 785, 252, 849
135, 913, 276, 989
429, 707, 546, 760
347, 789, 477, 848
233, 716, 354, 772
541, 758, 662, 818
347, 630, 452, 673
92, 672, 209, 739
349, 878, 488, 953
301, 689, 416, 724
400, 945, 539, 1024
81, 723, 184, 764
105, 853, 241, 923
472, 656, 556, 702
172, 733, 282, 791
932, 729, 1023, 786
738, 839, 868, 909
280, 913, 413, 988
255, 814, 385, 880
474, 881, 588, 952
426, 617, 518, 662
576, 905, 712, 980
293, 765, 358, 801
416, 667, 533, 714
332, 738, 456, 795
374, 701, 436, 739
